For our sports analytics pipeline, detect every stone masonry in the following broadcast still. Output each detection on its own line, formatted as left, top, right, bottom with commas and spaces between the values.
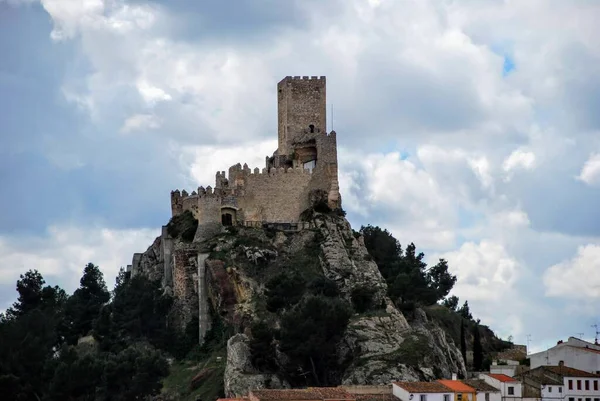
171, 76, 341, 229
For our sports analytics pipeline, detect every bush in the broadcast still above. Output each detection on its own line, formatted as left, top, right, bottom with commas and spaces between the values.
166, 211, 198, 242
351, 286, 375, 313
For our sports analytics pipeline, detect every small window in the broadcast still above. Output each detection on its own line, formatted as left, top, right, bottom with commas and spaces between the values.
420, 395, 427, 401
559, 387, 563, 393
578, 380, 582, 390
485, 393, 490, 401
570, 380, 574, 390
444, 395, 450, 401
309, 124, 315, 133
586, 380, 590, 391
458, 394, 463, 401
594, 398, 599, 401
508, 387, 514, 395
569, 397, 575, 401
586, 398, 591, 401
595, 381, 598, 391
549, 387, 553, 392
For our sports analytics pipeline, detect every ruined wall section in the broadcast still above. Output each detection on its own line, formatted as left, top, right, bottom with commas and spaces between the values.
238, 167, 313, 222
171, 247, 200, 332
277, 76, 326, 156
310, 130, 341, 209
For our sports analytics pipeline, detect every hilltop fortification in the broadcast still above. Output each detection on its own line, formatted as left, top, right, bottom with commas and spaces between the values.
170, 76, 341, 229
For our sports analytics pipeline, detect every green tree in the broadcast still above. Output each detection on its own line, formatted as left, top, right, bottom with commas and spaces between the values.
442, 295, 460, 311
279, 295, 352, 386
460, 320, 467, 368
249, 321, 278, 372
264, 271, 306, 312
458, 300, 473, 320
64, 263, 110, 343
350, 285, 375, 313
360, 226, 456, 307
473, 323, 483, 371
427, 259, 457, 301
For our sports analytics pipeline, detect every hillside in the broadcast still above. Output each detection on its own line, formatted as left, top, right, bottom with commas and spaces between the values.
0, 207, 513, 401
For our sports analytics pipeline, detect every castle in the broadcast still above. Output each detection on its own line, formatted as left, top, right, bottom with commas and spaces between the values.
170, 75, 341, 229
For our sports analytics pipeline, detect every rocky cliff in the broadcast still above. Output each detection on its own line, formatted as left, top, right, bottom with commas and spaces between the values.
129, 211, 467, 397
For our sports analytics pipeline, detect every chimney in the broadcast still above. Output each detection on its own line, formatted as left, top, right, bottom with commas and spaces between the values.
452, 373, 458, 381
558, 360, 564, 367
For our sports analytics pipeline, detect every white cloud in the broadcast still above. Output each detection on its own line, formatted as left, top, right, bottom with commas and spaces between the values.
120, 113, 161, 133
437, 240, 519, 302
577, 153, 600, 186
503, 148, 536, 171
0, 226, 158, 292
544, 244, 600, 299
7, 0, 600, 350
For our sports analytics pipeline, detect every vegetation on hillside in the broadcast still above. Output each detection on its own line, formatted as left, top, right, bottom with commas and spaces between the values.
0, 218, 515, 399
0, 264, 200, 401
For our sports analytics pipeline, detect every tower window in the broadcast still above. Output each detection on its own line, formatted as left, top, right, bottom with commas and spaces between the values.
309, 124, 315, 133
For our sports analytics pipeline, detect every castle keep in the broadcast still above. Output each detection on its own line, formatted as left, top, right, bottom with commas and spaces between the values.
170, 76, 341, 228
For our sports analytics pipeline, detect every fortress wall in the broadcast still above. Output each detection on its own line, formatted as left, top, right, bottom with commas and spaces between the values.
309, 131, 341, 208
240, 167, 313, 222
171, 248, 199, 331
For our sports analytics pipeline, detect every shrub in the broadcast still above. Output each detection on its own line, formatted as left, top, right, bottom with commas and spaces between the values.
351, 286, 376, 313
166, 211, 198, 242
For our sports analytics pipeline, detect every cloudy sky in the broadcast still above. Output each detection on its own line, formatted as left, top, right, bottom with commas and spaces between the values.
1, 0, 599, 353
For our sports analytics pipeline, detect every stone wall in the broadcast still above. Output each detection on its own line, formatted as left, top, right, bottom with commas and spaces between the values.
171, 247, 200, 331
239, 167, 313, 222
277, 76, 326, 155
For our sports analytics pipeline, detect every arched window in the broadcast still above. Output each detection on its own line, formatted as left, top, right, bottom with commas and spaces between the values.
309, 124, 315, 133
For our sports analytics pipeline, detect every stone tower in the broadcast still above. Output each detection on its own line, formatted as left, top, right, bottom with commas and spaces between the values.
277, 76, 327, 156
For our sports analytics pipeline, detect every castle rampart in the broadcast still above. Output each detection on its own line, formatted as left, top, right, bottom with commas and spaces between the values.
170, 75, 340, 229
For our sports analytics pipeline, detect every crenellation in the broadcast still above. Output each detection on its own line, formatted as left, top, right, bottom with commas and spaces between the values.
170, 75, 340, 227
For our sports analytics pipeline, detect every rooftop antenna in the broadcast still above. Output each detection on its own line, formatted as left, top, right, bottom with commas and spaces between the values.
526, 334, 532, 355
592, 324, 600, 344
576, 332, 585, 339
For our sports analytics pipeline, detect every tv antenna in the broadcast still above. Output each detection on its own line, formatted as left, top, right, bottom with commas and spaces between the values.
526, 334, 532, 354
592, 324, 599, 344
576, 332, 585, 339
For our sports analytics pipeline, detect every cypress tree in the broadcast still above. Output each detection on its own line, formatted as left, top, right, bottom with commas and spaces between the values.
460, 320, 467, 368
473, 323, 483, 371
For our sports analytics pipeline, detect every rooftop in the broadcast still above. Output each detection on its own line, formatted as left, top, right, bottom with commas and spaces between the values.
542, 365, 600, 378
437, 380, 476, 393
307, 388, 355, 400
353, 395, 395, 401
251, 390, 321, 401
393, 382, 452, 393
485, 374, 518, 383
462, 380, 500, 392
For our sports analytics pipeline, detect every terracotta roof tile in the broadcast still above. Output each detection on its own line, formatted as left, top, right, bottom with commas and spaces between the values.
251, 390, 320, 401
486, 374, 518, 383
308, 388, 355, 400
354, 394, 395, 401
437, 380, 476, 393
461, 380, 500, 392
393, 382, 452, 393
542, 366, 600, 378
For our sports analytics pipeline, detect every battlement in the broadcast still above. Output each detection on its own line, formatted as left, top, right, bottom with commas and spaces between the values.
284, 75, 326, 81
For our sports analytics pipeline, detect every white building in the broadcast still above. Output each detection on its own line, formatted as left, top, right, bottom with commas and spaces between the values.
480, 373, 522, 401
463, 379, 502, 401
517, 365, 600, 401
392, 382, 453, 401
529, 338, 600, 374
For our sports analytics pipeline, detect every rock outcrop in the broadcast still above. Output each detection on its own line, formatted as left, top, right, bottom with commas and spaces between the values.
225, 334, 290, 397
127, 212, 468, 397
